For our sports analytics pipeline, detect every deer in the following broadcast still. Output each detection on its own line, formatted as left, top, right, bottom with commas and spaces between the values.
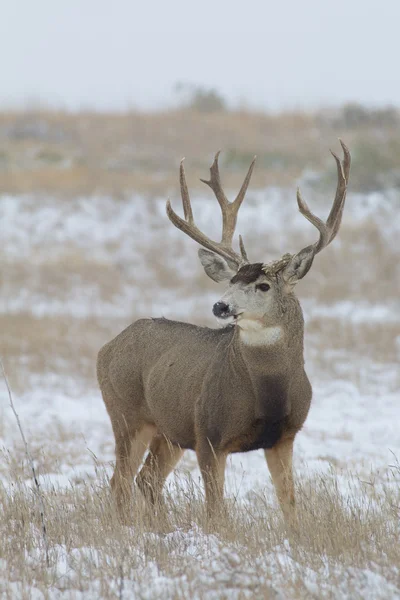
97, 141, 351, 524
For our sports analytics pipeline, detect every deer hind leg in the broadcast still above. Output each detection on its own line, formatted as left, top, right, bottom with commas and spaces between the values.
265, 434, 296, 524
110, 421, 156, 518
196, 440, 227, 520
136, 435, 184, 507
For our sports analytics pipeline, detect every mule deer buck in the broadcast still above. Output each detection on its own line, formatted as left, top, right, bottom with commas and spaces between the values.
97, 141, 351, 523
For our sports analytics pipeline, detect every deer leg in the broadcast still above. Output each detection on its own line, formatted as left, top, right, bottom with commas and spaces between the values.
111, 422, 156, 519
265, 435, 296, 523
136, 435, 184, 506
196, 440, 227, 519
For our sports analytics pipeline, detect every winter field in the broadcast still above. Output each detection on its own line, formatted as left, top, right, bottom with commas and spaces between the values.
1, 151, 400, 597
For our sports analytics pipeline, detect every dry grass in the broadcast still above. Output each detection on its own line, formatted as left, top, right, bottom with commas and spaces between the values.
1, 108, 400, 196
1, 107, 399, 597
0, 421, 90, 479
0, 313, 119, 390
0, 458, 399, 598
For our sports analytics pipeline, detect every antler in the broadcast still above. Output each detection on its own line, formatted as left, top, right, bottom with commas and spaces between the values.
296, 139, 351, 256
166, 152, 256, 268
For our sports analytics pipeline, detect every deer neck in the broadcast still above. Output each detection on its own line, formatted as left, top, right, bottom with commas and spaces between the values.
233, 293, 305, 376
237, 318, 284, 348
224, 296, 304, 420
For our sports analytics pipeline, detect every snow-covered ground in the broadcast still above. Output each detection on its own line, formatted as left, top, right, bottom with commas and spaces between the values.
0, 187, 399, 598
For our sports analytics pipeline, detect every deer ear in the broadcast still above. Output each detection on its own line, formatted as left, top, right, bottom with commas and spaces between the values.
198, 249, 236, 283
282, 246, 315, 286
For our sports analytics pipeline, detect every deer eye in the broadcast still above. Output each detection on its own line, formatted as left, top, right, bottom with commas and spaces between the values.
256, 283, 270, 292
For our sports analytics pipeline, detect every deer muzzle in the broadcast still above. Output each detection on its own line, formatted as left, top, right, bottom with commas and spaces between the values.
212, 301, 231, 319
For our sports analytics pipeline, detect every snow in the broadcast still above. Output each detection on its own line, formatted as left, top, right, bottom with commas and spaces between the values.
0, 187, 399, 598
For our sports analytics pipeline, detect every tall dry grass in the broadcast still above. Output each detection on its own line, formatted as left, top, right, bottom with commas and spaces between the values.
0, 457, 400, 598
1, 107, 399, 597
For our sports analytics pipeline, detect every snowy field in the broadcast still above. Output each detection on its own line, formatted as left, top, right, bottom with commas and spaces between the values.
0, 185, 399, 598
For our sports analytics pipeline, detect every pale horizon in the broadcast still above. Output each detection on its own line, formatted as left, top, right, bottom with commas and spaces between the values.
1, 0, 400, 112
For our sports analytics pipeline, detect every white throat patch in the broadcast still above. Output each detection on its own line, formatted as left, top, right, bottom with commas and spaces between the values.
238, 319, 283, 346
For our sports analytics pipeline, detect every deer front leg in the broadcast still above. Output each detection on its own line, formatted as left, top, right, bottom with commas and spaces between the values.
196, 440, 227, 520
265, 435, 296, 524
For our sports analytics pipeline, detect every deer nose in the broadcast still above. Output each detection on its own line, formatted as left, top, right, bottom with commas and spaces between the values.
213, 301, 230, 318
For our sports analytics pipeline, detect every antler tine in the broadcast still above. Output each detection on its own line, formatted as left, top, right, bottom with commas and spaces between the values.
166, 200, 241, 265
239, 235, 248, 262
296, 141, 351, 256
166, 154, 251, 268
296, 188, 330, 253
339, 138, 351, 181
179, 159, 193, 224
233, 156, 257, 208
325, 139, 351, 244
200, 151, 233, 246
200, 150, 229, 209
200, 152, 256, 251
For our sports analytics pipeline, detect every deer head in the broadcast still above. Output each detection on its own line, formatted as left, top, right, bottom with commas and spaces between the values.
166, 142, 351, 334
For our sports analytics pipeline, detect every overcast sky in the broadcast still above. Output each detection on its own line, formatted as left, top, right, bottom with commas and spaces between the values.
1, 0, 399, 112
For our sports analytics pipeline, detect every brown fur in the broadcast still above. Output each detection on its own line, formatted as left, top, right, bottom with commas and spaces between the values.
230, 263, 265, 284
97, 284, 312, 521
97, 143, 350, 523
